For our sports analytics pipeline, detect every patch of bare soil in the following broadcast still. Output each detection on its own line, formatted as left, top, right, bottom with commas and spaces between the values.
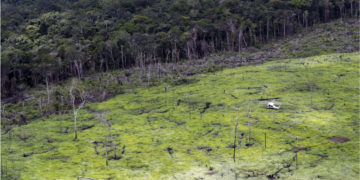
328, 137, 350, 143
291, 146, 310, 152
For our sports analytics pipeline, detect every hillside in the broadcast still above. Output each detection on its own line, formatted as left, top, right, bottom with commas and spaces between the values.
2, 0, 359, 97
2, 52, 359, 179
1, 18, 358, 125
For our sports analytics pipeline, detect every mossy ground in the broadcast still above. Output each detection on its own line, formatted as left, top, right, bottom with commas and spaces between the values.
2, 53, 359, 179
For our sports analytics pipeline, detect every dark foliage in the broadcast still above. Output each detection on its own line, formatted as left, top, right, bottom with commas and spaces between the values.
1, 0, 359, 98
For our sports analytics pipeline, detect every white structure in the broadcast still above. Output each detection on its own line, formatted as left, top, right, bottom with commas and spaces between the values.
267, 102, 280, 109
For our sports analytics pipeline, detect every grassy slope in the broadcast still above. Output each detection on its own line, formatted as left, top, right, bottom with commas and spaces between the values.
2, 52, 359, 179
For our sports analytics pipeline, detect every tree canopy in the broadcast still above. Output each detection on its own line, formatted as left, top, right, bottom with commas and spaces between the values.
1, 0, 358, 97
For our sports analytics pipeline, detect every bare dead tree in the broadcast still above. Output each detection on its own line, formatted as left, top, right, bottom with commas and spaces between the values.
106, 118, 117, 159
69, 79, 89, 140
265, 132, 267, 149
247, 104, 251, 142
233, 107, 240, 162
105, 135, 109, 166
97, 112, 117, 161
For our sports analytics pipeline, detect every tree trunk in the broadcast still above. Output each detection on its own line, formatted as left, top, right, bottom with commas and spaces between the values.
105, 57, 109, 72
121, 46, 125, 69
70, 84, 77, 140
339, 6, 343, 22
46, 76, 50, 105
74, 110, 78, 140
233, 108, 240, 162
109, 48, 116, 69
238, 30, 243, 52
324, 6, 328, 22
273, 21, 276, 38
69, 83, 86, 140
39, 97, 42, 112
267, 17, 270, 41
100, 59, 104, 72
305, 15, 308, 32
108, 121, 116, 158
74, 60, 82, 80
259, 23, 263, 43
303, 12, 306, 27
187, 42, 191, 60
226, 31, 231, 51
105, 136, 109, 166
174, 41, 177, 62
283, 19, 286, 37
243, 33, 248, 47
247, 105, 251, 142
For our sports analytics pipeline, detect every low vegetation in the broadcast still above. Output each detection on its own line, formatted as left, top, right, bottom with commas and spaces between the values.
2, 52, 359, 179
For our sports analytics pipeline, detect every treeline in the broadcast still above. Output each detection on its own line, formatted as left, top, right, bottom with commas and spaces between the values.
2, 0, 359, 98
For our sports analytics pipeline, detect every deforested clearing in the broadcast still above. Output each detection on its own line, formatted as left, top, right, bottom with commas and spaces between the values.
2, 53, 359, 179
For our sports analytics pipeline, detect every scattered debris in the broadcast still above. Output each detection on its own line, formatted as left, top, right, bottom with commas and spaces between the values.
175, 121, 186, 125
205, 171, 218, 176
22, 153, 33, 157
46, 137, 54, 143
90, 141, 101, 155
108, 156, 122, 160
229, 94, 238, 99
167, 147, 174, 156
201, 129, 214, 137
18, 135, 30, 142
44, 147, 57, 153
267, 163, 291, 179
328, 137, 350, 143
291, 146, 310, 152
200, 102, 212, 113
258, 97, 280, 101
80, 124, 95, 131
77, 176, 94, 180
238, 133, 244, 147
122, 145, 126, 154
198, 146, 212, 153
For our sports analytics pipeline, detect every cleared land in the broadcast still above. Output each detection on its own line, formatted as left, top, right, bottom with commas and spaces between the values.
2, 52, 359, 179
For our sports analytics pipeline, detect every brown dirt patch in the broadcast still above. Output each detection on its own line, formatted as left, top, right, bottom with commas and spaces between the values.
206, 171, 218, 175
328, 137, 350, 143
291, 146, 310, 152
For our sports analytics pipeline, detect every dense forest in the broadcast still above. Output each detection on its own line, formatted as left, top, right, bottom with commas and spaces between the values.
2, 0, 359, 98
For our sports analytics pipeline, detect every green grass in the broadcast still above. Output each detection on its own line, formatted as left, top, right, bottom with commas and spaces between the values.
2, 52, 359, 179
